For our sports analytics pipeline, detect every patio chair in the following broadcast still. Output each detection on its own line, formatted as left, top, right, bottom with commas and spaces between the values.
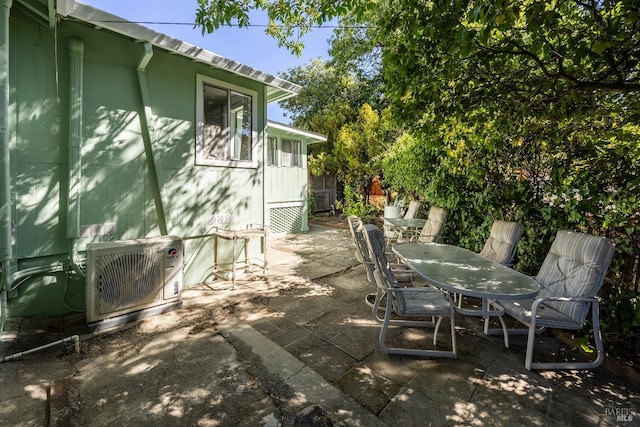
478, 220, 525, 267
396, 206, 448, 243
362, 224, 457, 358
347, 215, 374, 284
348, 216, 413, 309
491, 230, 615, 370
456, 220, 524, 308
403, 200, 421, 220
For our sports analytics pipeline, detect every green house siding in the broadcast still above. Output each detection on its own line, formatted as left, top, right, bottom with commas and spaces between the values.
6, 8, 273, 317
266, 168, 309, 234
265, 123, 326, 233
10, 12, 66, 260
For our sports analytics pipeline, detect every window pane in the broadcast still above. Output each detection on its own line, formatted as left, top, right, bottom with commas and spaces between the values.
203, 84, 229, 160
294, 141, 301, 167
196, 76, 256, 167
230, 92, 252, 161
282, 139, 301, 167
267, 137, 277, 166
282, 139, 291, 167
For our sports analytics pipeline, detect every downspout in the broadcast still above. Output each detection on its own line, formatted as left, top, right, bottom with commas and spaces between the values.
1, 0, 13, 294
136, 42, 169, 235
66, 38, 85, 276
262, 90, 269, 232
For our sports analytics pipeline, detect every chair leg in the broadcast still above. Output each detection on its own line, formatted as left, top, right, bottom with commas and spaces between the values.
484, 300, 529, 348
434, 312, 457, 356
371, 289, 386, 323
450, 312, 457, 356
484, 314, 510, 348
433, 316, 442, 345
378, 293, 456, 359
524, 317, 537, 370
526, 302, 605, 370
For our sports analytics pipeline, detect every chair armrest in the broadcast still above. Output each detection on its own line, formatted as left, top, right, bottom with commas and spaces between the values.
529, 296, 599, 318
492, 296, 598, 316
389, 263, 414, 284
523, 296, 599, 330
389, 263, 411, 270
388, 285, 453, 300
532, 296, 598, 306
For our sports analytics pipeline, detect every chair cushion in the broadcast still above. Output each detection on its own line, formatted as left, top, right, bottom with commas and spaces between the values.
497, 298, 583, 329
478, 220, 524, 265
403, 201, 421, 219
417, 206, 448, 243
396, 289, 453, 317
534, 230, 614, 324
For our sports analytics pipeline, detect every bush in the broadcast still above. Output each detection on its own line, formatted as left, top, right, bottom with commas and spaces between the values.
339, 185, 380, 220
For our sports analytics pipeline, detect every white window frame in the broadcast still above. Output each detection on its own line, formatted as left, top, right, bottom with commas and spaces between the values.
281, 138, 302, 168
195, 74, 258, 167
267, 137, 278, 166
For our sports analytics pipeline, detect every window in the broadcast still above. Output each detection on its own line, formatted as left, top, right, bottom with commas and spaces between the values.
196, 75, 257, 167
281, 139, 302, 167
267, 137, 277, 166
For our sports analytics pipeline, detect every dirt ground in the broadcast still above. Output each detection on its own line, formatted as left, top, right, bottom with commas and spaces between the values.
309, 214, 350, 230
309, 213, 384, 230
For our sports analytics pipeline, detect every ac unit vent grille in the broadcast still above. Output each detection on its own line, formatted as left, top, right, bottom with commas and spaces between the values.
86, 235, 184, 331
95, 250, 161, 312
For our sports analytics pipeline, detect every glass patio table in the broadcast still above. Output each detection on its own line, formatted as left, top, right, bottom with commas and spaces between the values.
384, 217, 427, 230
383, 217, 427, 244
392, 242, 540, 347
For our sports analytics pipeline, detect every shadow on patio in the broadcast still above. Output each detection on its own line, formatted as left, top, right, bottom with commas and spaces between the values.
0, 224, 637, 426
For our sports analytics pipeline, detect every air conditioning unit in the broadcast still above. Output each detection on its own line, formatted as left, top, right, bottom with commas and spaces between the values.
86, 235, 184, 332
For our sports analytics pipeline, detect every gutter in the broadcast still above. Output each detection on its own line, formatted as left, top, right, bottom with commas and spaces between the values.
1, 0, 13, 292
65, 37, 85, 277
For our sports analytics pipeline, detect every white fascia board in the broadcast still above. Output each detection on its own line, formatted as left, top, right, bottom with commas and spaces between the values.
267, 120, 327, 144
60, 1, 301, 103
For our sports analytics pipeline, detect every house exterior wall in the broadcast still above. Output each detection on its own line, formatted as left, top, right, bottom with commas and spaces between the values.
7, 9, 268, 317
265, 129, 310, 233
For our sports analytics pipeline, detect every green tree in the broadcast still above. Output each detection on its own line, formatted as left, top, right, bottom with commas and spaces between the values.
277, 19, 386, 207
278, 59, 361, 144
278, 17, 384, 140
377, 1, 640, 128
335, 104, 393, 200
195, 0, 376, 55
376, 0, 640, 256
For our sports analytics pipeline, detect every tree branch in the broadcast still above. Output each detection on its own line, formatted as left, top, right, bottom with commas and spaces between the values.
477, 41, 640, 92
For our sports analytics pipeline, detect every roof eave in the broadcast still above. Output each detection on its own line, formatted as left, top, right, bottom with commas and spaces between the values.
60, 1, 301, 102
267, 120, 327, 144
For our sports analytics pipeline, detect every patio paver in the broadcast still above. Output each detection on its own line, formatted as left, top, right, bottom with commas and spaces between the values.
1, 224, 638, 426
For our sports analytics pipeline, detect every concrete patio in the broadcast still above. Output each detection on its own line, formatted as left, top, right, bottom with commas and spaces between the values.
1, 224, 638, 426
